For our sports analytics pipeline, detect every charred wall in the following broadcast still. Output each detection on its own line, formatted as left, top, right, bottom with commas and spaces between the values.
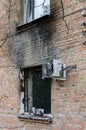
11, 0, 61, 68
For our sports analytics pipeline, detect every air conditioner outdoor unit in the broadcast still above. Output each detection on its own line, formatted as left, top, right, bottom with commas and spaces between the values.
42, 59, 66, 80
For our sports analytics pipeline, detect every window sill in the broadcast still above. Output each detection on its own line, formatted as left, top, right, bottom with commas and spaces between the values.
16, 15, 50, 34
18, 113, 52, 124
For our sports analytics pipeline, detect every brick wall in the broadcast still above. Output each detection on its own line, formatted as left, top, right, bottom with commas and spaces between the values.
0, 0, 86, 129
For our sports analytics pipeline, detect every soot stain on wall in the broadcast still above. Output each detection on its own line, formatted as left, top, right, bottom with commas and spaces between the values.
9, 0, 61, 68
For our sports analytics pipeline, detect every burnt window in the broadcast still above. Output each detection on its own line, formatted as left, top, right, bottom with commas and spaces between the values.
24, 67, 51, 114
21, 0, 50, 24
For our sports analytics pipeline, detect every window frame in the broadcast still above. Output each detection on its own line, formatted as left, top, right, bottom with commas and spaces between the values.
24, 66, 51, 114
18, 66, 52, 123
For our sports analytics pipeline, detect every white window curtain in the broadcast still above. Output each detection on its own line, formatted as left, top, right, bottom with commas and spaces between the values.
23, 0, 28, 23
27, 0, 33, 22
23, 0, 32, 23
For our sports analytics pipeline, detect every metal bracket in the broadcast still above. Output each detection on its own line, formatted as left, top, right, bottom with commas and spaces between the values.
61, 65, 77, 72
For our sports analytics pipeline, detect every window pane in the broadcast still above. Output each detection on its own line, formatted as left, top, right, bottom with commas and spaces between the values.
22, 0, 50, 24
33, 69, 51, 114
34, 0, 50, 20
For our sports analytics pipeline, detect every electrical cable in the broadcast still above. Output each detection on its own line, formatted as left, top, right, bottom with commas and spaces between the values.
60, 0, 69, 33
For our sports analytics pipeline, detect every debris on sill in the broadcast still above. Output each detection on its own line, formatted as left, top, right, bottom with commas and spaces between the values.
18, 112, 52, 124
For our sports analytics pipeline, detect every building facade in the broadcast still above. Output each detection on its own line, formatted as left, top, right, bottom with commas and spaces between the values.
0, 0, 86, 129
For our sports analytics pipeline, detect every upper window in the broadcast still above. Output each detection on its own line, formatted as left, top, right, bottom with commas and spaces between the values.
21, 0, 50, 24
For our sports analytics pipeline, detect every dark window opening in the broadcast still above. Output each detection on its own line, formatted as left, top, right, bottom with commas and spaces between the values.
24, 67, 51, 114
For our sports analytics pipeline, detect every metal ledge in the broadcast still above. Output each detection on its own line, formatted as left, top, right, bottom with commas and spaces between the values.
16, 15, 50, 34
